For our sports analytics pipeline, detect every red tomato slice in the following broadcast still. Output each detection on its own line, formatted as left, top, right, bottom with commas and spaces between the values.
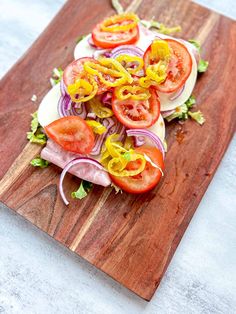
92, 24, 139, 49
110, 146, 164, 194
112, 87, 160, 128
45, 116, 95, 154
63, 57, 110, 95
144, 39, 192, 93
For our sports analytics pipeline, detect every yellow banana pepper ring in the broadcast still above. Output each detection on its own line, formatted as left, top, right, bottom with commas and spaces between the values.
100, 13, 139, 33
139, 76, 153, 88
67, 76, 98, 103
116, 55, 144, 75
84, 58, 133, 87
89, 97, 113, 118
115, 85, 151, 100
150, 39, 171, 61
146, 61, 168, 85
86, 120, 107, 135
105, 134, 122, 158
108, 153, 146, 177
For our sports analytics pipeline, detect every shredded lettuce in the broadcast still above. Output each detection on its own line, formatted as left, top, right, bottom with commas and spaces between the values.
111, 0, 124, 14
141, 19, 181, 35
188, 39, 209, 73
76, 34, 87, 44
111, 182, 123, 194
166, 103, 189, 122
27, 111, 47, 145
165, 95, 205, 125
185, 95, 196, 108
123, 151, 131, 161
30, 157, 49, 168
50, 67, 63, 86
71, 180, 93, 200
188, 111, 205, 125
198, 59, 209, 73
188, 39, 201, 51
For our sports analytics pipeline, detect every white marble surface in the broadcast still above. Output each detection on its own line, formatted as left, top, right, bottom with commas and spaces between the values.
0, 0, 236, 313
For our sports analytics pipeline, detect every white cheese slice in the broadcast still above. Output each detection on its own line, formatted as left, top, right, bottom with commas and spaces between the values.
38, 83, 60, 127
148, 114, 165, 142
74, 34, 96, 60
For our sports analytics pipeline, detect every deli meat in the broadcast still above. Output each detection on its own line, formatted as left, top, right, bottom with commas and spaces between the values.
41, 139, 111, 187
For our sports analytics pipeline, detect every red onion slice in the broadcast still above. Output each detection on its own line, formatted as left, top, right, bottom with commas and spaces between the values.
58, 94, 87, 119
110, 45, 144, 59
169, 85, 185, 101
60, 79, 66, 96
59, 157, 104, 205
90, 118, 115, 156
101, 91, 113, 106
126, 129, 165, 159
134, 135, 145, 147
87, 112, 97, 119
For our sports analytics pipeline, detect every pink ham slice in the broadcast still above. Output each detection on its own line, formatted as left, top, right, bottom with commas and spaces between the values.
41, 139, 111, 187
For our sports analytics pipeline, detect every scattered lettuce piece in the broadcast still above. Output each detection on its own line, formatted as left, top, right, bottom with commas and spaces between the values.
159, 24, 181, 35
188, 39, 209, 73
27, 111, 47, 145
185, 95, 196, 108
188, 111, 206, 125
188, 39, 201, 52
30, 157, 49, 168
163, 139, 168, 152
141, 19, 181, 34
111, 182, 123, 194
71, 180, 93, 200
76, 34, 87, 44
50, 67, 63, 86
166, 103, 188, 122
198, 59, 209, 73
31, 94, 37, 102
123, 151, 131, 161
111, 0, 124, 14
165, 95, 205, 125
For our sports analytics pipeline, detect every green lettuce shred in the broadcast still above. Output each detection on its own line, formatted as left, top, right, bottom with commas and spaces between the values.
188, 39, 209, 73
111, 182, 123, 194
198, 59, 209, 73
141, 19, 181, 35
166, 96, 196, 122
165, 95, 205, 125
111, 0, 124, 14
27, 111, 47, 145
188, 39, 201, 51
30, 157, 49, 168
71, 180, 93, 200
50, 67, 63, 86
188, 111, 206, 125
123, 151, 131, 161
76, 34, 87, 44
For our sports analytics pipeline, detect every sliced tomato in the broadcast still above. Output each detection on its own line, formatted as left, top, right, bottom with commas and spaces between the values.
110, 146, 164, 194
112, 87, 160, 128
45, 116, 94, 154
62, 57, 110, 95
144, 39, 192, 93
92, 24, 139, 49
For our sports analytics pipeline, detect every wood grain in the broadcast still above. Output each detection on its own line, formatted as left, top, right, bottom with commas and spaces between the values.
0, 0, 235, 301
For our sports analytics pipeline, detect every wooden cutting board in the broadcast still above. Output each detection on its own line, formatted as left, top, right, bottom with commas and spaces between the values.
0, 0, 235, 301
